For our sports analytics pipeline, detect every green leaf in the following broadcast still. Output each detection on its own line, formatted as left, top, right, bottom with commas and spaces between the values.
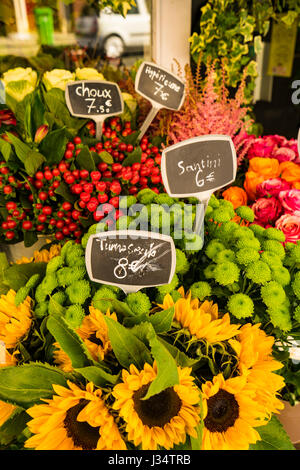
0, 363, 68, 407
3, 262, 46, 291
75, 366, 120, 387
122, 130, 140, 145
190, 421, 204, 450
76, 146, 96, 171
0, 138, 12, 162
54, 181, 76, 203
99, 150, 114, 164
158, 337, 200, 368
24, 150, 46, 177
104, 316, 152, 369
0, 251, 9, 280
0, 407, 30, 445
111, 299, 138, 317
122, 146, 142, 166
148, 306, 174, 333
23, 229, 38, 248
143, 323, 179, 400
5, 132, 31, 163
39, 127, 68, 166
47, 312, 94, 369
250, 416, 295, 450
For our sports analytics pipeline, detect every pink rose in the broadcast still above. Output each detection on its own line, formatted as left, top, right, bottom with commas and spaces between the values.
278, 189, 300, 213
251, 196, 283, 225
275, 213, 300, 243
248, 139, 275, 159
256, 178, 291, 198
272, 147, 296, 162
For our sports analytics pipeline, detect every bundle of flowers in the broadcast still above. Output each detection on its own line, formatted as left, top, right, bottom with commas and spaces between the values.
222, 134, 300, 243
0, 250, 291, 450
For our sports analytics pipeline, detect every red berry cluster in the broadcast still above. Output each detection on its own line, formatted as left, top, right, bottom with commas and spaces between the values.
0, 117, 164, 244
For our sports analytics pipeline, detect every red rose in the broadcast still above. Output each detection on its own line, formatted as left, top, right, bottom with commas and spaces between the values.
251, 196, 283, 226
275, 213, 300, 243
256, 178, 291, 198
278, 189, 300, 214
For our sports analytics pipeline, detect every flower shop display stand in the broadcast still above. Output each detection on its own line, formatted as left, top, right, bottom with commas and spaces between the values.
278, 401, 300, 448
0, 235, 52, 263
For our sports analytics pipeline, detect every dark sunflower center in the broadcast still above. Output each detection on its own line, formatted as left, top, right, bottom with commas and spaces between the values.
204, 389, 239, 433
133, 384, 181, 428
64, 399, 100, 450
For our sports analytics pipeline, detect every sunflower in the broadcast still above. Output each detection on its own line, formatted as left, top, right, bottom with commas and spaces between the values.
53, 306, 117, 371
0, 348, 19, 427
201, 373, 266, 450
15, 243, 61, 264
112, 362, 200, 450
159, 288, 240, 343
0, 290, 32, 349
229, 323, 285, 416
24, 381, 126, 450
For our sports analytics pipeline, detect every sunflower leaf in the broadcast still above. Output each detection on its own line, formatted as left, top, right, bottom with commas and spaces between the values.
0, 407, 30, 446
47, 312, 94, 369
250, 415, 295, 450
0, 363, 68, 408
75, 366, 120, 387
148, 306, 175, 333
103, 316, 152, 369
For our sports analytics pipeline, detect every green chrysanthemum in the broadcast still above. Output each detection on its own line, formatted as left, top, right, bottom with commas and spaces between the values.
66, 280, 91, 305
260, 252, 283, 268
154, 193, 175, 206
126, 291, 151, 315
116, 215, 134, 230
204, 264, 216, 279
213, 249, 236, 263
214, 261, 240, 286
235, 248, 260, 266
249, 224, 266, 237
34, 302, 49, 319
205, 240, 225, 260
51, 291, 66, 306
216, 221, 239, 241
92, 286, 117, 312
26, 273, 40, 289
156, 273, 179, 297
65, 246, 84, 266
56, 266, 86, 287
208, 194, 220, 208
261, 281, 287, 308
292, 272, 300, 300
271, 266, 291, 286
190, 281, 211, 301
137, 188, 157, 204
289, 245, 300, 264
262, 240, 285, 260
119, 195, 137, 209
245, 261, 271, 285
183, 232, 203, 253
264, 227, 286, 242
235, 206, 255, 222
46, 255, 64, 274
227, 293, 254, 319
41, 273, 58, 296
35, 283, 47, 304
65, 304, 85, 328
294, 305, 300, 323
236, 237, 261, 251
211, 208, 232, 223
175, 249, 190, 275
15, 285, 30, 307
267, 305, 292, 332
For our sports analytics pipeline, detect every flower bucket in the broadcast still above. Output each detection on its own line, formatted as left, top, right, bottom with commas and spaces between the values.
0, 236, 53, 263
278, 401, 300, 448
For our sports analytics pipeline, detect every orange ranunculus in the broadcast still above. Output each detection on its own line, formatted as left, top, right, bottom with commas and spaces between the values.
244, 171, 265, 201
222, 186, 248, 209
248, 157, 280, 178
292, 181, 300, 189
279, 161, 300, 183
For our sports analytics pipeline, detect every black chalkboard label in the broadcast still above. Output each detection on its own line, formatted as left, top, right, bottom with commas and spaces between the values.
161, 135, 237, 200
135, 62, 185, 111
65, 80, 124, 118
85, 230, 176, 293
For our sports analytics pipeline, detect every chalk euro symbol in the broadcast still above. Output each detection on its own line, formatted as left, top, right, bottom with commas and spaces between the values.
105, 99, 112, 107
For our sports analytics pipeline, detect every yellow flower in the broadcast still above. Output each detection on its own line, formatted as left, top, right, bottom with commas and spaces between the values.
229, 323, 285, 416
15, 244, 61, 264
54, 307, 117, 371
75, 67, 104, 80
159, 288, 240, 343
112, 362, 200, 450
42, 69, 75, 91
0, 347, 19, 427
25, 381, 126, 450
201, 373, 265, 450
0, 290, 32, 349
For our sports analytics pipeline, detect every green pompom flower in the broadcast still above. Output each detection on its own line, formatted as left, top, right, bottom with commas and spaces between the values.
126, 291, 151, 315
34, 302, 49, 319
208, 194, 220, 208
66, 280, 91, 305
249, 224, 266, 237
154, 193, 175, 207
65, 246, 84, 266
116, 215, 134, 230
15, 286, 30, 307
205, 240, 225, 260
235, 248, 260, 266
267, 305, 292, 332
119, 195, 137, 209
227, 293, 254, 319
92, 286, 117, 312
204, 264, 216, 279
217, 221, 239, 241
214, 261, 240, 286
41, 273, 58, 296
183, 232, 203, 253
26, 273, 40, 289
137, 188, 157, 204
52, 291, 66, 305
262, 240, 285, 260
214, 249, 236, 264
271, 266, 291, 286
65, 304, 85, 328
81, 233, 90, 249
294, 305, 300, 323
211, 208, 232, 223
290, 245, 300, 264
35, 284, 47, 303
46, 255, 64, 274
57, 266, 85, 287
233, 226, 255, 241
264, 227, 286, 242
175, 249, 190, 275
235, 206, 255, 222
245, 261, 271, 285
261, 281, 287, 308
260, 252, 283, 268
190, 281, 211, 301
156, 274, 179, 297
292, 272, 300, 300
236, 237, 261, 251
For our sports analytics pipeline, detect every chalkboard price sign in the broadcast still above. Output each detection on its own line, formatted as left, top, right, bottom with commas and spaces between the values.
161, 135, 237, 201
85, 230, 176, 294
135, 61, 185, 140
65, 80, 124, 140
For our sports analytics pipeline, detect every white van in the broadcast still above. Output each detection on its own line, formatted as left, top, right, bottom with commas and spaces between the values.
75, 0, 151, 58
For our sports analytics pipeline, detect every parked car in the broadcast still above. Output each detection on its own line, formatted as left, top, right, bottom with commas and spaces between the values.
75, 0, 151, 58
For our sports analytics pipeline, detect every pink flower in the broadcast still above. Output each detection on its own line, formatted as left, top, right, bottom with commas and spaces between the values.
278, 189, 300, 214
256, 178, 291, 198
247, 139, 275, 159
251, 197, 283, 226
275, 213, 300, 243
272, 147, 296, 162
